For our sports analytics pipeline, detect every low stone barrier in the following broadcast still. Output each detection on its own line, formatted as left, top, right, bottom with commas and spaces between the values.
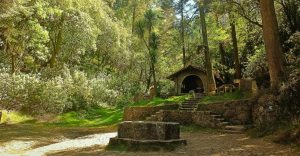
123, 104, 179, 121
150, 110, 221, 128
197, 99, 253, 125
108, 121, 186, 151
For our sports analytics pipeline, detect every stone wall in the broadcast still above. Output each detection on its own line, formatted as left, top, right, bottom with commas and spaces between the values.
197, 100, 253, 125
252, 94, 280, 126
123, 104, 179, 121
153, 110, 222, 128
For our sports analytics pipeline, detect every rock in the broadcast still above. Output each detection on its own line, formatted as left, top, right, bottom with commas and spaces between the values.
108, 121, 186, 151
117, 121, 180, 140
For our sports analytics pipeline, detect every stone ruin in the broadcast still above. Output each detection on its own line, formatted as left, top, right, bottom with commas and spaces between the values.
108, 121, 187, 151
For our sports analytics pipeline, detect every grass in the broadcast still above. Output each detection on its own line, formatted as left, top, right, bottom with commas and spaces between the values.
52, 108, 123, 127
1, 92, 250, 128
200, 90, 252, 104
1, 92, 251, 128
48, 95, 190, 127
0, 110, 34, 124
129, 95, 190, 107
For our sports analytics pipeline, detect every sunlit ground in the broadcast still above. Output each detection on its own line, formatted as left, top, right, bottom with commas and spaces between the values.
0, 132, 117, 156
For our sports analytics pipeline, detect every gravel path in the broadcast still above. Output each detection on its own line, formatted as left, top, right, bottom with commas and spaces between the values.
51, 132, 300, 156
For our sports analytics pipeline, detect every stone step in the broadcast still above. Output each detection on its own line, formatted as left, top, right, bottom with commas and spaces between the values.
181, 104, 197, 106
183, 101, 199, 103
223, 130, 243, 134
182, 104, 198, 106
182, 102, 199, 105
179, 108, 196, 111
210, 115, 222, 118
181, 105, 197, 108
181, 103, 198, 105
179, 107, 196, 109
215, 118, 225, 122
180, 107, 197, 109
224, 125, 246, 131
201, 111, 213, 115
218, 122, 230, 127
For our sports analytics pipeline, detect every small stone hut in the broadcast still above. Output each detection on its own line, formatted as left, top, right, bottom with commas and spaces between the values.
167, 65, 209, 94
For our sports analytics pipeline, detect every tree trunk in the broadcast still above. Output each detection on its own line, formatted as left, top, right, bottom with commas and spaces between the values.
259, 0, 285, 89
148, 23, 157, 97
181, 0, 186, 67
199, 3, 216, 93
230, 22, 242, 79
49, 14, 65, 68
49, 28, 63, 68
151, 62, 157, 97
219, 42, 226, 66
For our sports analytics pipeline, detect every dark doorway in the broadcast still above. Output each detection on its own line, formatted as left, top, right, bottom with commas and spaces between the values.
181, 75, 204, 93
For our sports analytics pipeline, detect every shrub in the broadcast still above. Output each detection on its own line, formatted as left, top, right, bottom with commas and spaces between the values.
0, 69, 125, 115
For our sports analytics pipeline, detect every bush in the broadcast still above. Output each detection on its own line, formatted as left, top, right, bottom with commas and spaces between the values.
0, 69, 124, 115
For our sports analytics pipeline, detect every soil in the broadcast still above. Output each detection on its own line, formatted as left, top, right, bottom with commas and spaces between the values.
51, 132, 300, 156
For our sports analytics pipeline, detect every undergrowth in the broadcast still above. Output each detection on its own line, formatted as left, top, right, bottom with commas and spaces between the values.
200, 90, 252, 104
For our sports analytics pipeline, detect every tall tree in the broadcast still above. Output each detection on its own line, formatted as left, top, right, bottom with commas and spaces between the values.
230, 19, 242, 79
198, 1, 216, 93
259, 0, 285, 89
136, 9, 159, 96
180, 0, 187, 67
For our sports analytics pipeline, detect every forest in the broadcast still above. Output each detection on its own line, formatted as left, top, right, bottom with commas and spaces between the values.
0, 0, 300, 155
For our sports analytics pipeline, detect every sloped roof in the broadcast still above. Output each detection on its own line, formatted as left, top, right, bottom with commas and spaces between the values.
167, 65, 206, 80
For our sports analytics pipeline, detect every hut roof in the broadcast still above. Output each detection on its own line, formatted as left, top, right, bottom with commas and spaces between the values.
167, 65, 206, 80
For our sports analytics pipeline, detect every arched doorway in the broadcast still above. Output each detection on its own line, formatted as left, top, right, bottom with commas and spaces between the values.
181, 75, 204, 93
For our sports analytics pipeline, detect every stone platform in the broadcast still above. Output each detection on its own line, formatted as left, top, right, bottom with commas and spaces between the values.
108, 121, 186, 151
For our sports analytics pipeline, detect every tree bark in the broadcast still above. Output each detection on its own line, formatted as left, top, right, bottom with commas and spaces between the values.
199, 3, 216, 93
49, 14, 65, 68
219, 42, 226, 66
230, 22, 242, 79
147, 20, 157, 97
49, 28, 63, 68
180, 0, 186, 67
259, 0, 285, 89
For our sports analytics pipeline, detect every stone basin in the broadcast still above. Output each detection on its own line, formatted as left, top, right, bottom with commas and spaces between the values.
108, 121, 186, 151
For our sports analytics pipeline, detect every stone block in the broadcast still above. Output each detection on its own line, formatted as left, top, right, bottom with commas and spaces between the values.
109, 121, 186, 151
123, 104, 179, 121
117, 121, 180, 140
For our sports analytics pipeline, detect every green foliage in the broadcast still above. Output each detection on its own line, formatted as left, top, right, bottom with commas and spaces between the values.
0, 70, 124, 115
200, 91, 251, 104
53, 107, 123, 127
51, 95, 188, 127
0, 110, 34, 124
0, 0, 298, 128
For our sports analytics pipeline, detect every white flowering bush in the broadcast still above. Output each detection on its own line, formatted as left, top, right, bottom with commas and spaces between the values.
0, 69, 123, 115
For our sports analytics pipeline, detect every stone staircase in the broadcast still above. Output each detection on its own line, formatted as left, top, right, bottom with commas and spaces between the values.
179, 95, 202, 111
145, 95, 248, 134
223, 125, 247, 134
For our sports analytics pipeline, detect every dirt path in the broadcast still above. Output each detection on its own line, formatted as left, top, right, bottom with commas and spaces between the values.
51, 132, 299, 156
0, 124, 299, 156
